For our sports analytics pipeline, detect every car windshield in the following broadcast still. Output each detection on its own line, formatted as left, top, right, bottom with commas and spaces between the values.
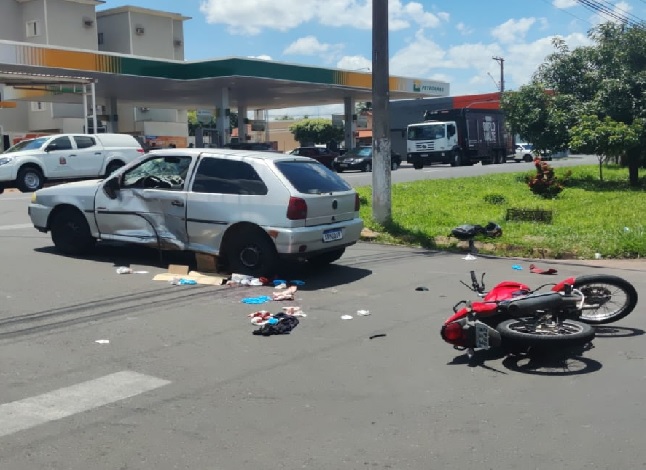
275, 160, 352, 194
3, 137, 48, 153
407, 124, 445, 141
344, 147, 371, 158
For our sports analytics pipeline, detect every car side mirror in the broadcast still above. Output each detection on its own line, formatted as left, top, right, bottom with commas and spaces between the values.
103, 176, 120, 200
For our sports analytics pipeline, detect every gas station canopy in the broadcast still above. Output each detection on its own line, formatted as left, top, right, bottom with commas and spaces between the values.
0, 39, 450, 109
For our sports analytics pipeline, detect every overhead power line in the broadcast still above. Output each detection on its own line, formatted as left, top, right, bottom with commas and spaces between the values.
575, 0, 644, 27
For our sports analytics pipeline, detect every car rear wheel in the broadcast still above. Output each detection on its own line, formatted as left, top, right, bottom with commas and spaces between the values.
523, 154, 533, 162
50, 207, 96, 255
363, 162, 372, 172
226, 230, 278, 277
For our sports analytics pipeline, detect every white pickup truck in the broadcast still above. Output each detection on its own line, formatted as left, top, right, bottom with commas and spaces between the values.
0, 133, 144, 193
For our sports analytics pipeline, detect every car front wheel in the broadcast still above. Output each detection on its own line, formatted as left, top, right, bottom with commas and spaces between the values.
50, 207, 96, 255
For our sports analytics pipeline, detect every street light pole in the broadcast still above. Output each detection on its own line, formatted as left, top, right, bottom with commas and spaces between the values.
372, 0, 391, 223
493, 56, 505, 93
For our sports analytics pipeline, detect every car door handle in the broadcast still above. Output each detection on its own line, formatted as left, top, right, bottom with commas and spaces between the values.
69, 154, 77, 157
171, 200, 185, 207
94, 152, 102, 155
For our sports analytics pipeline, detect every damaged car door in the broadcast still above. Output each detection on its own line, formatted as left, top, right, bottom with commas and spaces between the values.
94, 154, 194, 248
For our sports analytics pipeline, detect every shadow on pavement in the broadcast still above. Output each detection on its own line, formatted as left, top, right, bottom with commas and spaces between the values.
34, 242, 373, 291
593, 325, 645, 338
501, 344, 602, 376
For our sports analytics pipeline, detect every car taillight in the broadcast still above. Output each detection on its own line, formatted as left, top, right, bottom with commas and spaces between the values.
441, 322, 467, 346
137, 148, 145, 153
287, 197, 307, 220
354, 193, 360, 211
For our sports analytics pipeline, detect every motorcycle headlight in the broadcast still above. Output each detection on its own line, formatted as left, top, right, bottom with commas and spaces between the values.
0, 157, 14, 166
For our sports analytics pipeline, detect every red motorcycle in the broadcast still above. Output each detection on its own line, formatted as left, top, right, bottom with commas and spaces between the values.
441, 271, 638, 358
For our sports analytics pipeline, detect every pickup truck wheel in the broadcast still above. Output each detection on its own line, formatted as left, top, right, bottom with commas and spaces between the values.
17, 166, 44, 192
50, 208, 96, 255
105, 161, 124, 177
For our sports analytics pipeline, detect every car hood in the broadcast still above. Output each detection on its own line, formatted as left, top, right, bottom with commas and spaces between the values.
36, 179, 103, 197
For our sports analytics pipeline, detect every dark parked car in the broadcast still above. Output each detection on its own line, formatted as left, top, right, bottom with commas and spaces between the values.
288, 147, 338, 169
223, 142, 275, 151
333, 146, 402, 172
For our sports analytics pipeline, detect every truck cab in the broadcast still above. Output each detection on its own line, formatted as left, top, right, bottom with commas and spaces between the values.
406, 121, 458, 168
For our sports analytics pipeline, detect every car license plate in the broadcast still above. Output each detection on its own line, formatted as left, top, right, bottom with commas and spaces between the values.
339, 163, 348, 167
322, 228, 343, 242
475, 322, 490, 349
420, 153, 428, 157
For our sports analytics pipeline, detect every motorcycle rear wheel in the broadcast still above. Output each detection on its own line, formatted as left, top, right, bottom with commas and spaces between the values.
573, 275, 638, 324
497, 318, 595, 348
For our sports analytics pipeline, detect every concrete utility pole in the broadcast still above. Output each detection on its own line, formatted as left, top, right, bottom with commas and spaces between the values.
372, 0, 391, 223
493, 56, 505, 93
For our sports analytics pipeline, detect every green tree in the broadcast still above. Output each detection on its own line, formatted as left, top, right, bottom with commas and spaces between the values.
569, 115, 642, 181
500, 82, 574, 156
502, 23, 646, 186
289, 118, 344, 146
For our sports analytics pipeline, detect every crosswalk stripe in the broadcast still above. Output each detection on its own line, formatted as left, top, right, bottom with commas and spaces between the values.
0, 371, 170, 438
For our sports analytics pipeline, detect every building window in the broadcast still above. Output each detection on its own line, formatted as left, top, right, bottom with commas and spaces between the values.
31, 101, 47, 112
26, 20, 42, 38
97, 32, 104, 45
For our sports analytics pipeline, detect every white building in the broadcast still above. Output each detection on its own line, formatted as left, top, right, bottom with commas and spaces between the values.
0, 0, 190, 148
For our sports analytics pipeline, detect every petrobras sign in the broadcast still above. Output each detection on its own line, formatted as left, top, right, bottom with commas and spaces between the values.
403, 79, 450, 96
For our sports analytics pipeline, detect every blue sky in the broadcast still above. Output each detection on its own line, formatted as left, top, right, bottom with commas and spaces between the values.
97, 0, 646, 117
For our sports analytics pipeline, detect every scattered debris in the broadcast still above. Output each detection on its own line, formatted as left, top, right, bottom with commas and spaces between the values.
249, 311, 272, 325
529, 264, 558, 275
95, 339, 110, 344
290, 280, 305, 286
282, 306, 307, 317
595, 253, 602, 260
512, 264, 523, 270
415, 286, 429, 292
252, 313, 300, 336
341, 315, 353, 320
462, 254, 477, 261
170, 277, 197, 285
241, 295, 273, 305
272, 285, 297, 301
369, 334, 387, 340
357, 309, 371, 316
153, 265, 226, 286
115, 266, 149, 275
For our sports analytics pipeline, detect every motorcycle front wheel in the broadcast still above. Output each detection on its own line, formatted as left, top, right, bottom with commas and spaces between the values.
497, 318, 595, 348
573, 275, 638, 324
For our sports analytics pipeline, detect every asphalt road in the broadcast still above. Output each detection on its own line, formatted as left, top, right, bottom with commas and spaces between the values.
1, 189, 645, 469
341, 154, 599, 187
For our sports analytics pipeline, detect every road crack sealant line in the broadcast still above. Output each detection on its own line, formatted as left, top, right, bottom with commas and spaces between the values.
0, 285, 224, 341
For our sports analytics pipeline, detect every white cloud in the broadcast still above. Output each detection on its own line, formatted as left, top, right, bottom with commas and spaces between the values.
336, 55, 372, 71
248, 55, 272, 61
199, 0, 447, 35
456, 22, 473, 36
284, 36, 333, 55
491, 18, 536, 44
553, 0, 577, 7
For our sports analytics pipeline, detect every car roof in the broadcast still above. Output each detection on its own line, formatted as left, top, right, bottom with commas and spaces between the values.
148, 148, 316, 163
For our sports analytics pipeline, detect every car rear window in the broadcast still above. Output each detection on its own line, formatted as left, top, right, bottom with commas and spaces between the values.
275, 161, 352, 194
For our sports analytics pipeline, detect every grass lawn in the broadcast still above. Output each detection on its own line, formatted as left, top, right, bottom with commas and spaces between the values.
357, 163, 646, 260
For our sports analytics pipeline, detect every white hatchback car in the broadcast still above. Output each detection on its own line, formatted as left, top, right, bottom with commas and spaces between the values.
28, 149, 364, 276
512, 143, 538, 162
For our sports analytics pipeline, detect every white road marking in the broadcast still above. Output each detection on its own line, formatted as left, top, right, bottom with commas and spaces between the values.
0, 224, 33, 231
0, 371, 170, 438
